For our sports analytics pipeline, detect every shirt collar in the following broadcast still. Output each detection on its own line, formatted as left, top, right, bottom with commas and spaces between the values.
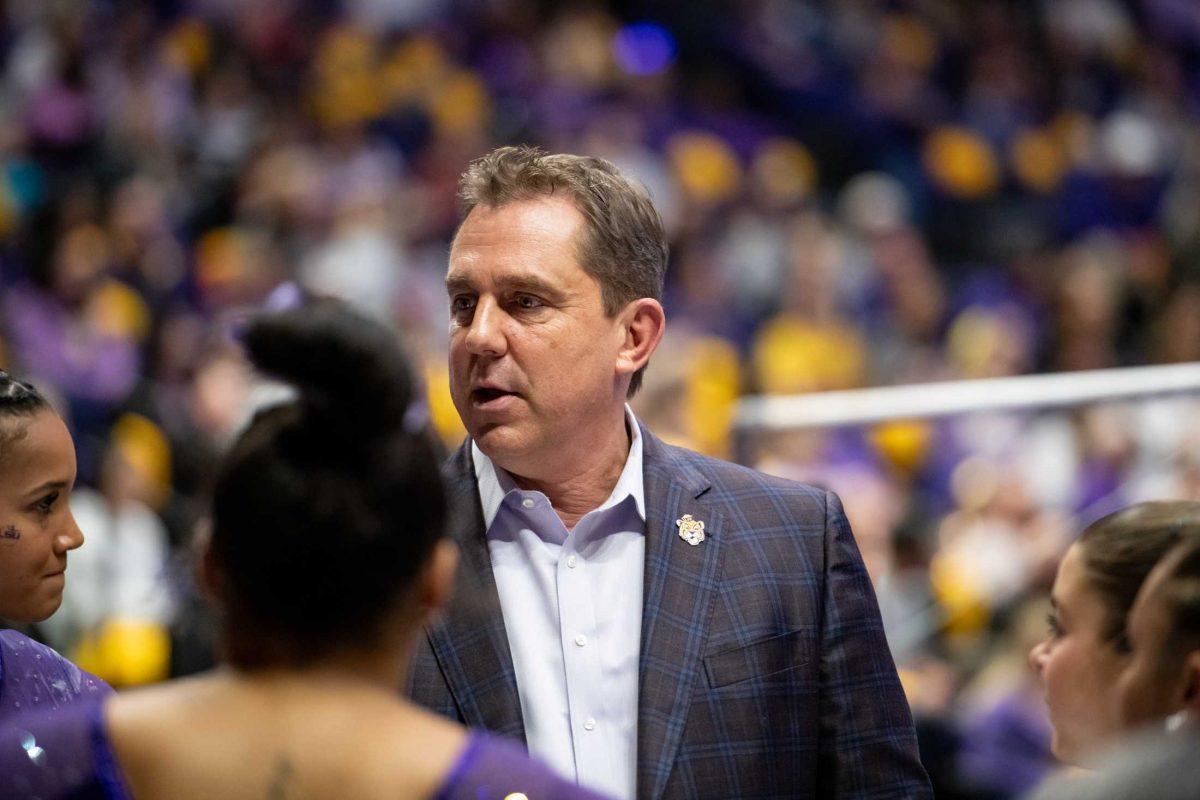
473, 405, 646, 529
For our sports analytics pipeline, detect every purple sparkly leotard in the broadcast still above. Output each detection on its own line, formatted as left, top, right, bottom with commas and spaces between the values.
0, 630, 111, 721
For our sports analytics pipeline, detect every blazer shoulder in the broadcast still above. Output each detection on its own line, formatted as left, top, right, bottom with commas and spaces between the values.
649, 435, 830, 511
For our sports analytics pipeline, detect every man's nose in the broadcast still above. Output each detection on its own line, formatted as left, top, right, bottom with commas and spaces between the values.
464, 298, 508, 357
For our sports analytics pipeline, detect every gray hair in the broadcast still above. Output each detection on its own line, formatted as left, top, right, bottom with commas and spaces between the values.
457, 146, 668, 395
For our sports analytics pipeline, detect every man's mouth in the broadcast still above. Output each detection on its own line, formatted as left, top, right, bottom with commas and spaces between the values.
471, 387, 518, 405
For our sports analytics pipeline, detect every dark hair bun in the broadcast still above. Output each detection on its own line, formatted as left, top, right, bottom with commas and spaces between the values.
241, 302, 417, 442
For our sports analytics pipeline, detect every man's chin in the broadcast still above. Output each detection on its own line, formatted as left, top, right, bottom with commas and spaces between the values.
470, 424, 538, 469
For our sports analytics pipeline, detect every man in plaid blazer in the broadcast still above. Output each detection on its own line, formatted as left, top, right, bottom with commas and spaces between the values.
407, 147, 930, 799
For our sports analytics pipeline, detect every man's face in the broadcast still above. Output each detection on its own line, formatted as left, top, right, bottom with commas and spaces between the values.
0, 410, 83, 622
447, 197, 627, 477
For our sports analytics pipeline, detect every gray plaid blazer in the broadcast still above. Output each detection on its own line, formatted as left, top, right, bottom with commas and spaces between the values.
406, 426, 931, 799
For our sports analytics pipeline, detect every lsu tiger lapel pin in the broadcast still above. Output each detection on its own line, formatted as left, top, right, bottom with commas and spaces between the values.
676, 513, 706, 546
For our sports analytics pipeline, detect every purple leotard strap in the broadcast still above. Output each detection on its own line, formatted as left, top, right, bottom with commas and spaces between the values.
434, 732, 615, 799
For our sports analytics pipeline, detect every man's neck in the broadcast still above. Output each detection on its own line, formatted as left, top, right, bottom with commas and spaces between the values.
507, 413, 632, 531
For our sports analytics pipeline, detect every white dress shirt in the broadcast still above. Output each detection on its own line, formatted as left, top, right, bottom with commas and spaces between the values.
473, 407, 645, 800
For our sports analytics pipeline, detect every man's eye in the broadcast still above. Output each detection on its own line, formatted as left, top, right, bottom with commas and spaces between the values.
1046, 612, 1062, 638
450, 296, 475, 313
514, 295, 542, 309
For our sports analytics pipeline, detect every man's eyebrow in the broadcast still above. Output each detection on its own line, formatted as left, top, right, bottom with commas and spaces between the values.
445, 276, 473, 293
446, 273, 567, 301
496, 274, 565, 299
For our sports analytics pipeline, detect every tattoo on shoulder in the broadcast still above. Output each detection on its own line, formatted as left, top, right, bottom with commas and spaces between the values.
266, 755, 296, 800
1, 525, 20, 541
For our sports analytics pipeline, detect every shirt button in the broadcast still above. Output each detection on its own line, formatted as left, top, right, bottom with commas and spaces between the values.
566, 555, 578, 569
574, 634, 587, 647
521, 498, 535, 509
583, 717, 596, 731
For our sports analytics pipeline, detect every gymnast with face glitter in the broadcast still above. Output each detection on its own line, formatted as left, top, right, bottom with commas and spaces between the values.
0, 303, 610, 800
0, 371, 111, 721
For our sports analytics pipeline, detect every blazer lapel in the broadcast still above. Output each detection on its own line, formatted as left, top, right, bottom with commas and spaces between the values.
425, 443, 525, 742
637, 428, 725, 800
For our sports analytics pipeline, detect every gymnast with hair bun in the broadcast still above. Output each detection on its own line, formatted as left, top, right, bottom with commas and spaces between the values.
0, 302, 610, 799
0, 371, 111, 721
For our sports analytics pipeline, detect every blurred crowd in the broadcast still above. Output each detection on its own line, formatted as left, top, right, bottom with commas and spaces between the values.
1, 0, 1199, 797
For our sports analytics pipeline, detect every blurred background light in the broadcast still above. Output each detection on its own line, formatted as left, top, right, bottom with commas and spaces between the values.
613, 22, 677, 77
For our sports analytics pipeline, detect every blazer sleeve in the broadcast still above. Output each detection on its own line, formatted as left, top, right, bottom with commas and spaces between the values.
816, 491, 932, 798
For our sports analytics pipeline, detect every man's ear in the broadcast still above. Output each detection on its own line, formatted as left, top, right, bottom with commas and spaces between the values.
418, 540, 460, 623
615, 298, 666, 380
